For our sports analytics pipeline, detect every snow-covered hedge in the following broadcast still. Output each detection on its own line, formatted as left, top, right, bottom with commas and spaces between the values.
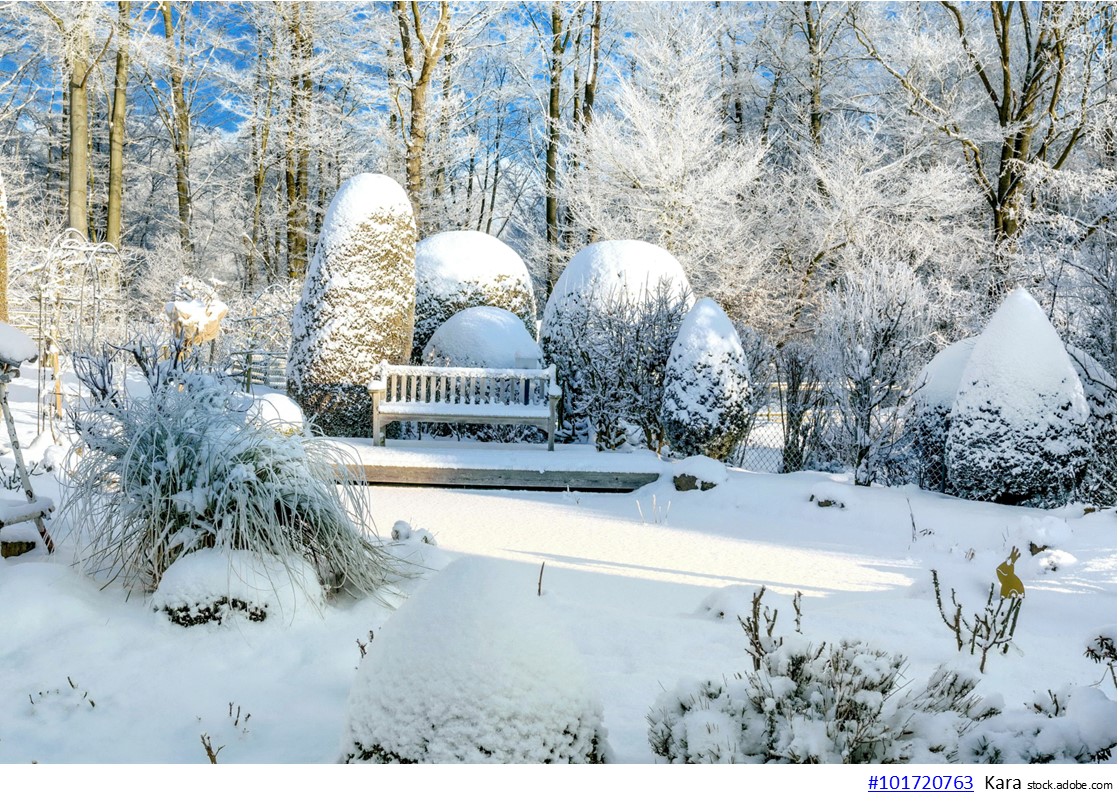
65, 344, 394, 596
413, 231, 536, 363
342, 557, 609, 763
649, 637, 995, 763
288, 174, 416, 437
421, 306, 542, 369
540, 240, 693, 449
945, 289, 1091, 507
661, 298, 751, 460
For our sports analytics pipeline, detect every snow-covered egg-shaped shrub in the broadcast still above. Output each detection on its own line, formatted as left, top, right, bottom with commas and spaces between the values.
288, 173, 416, 437
661, 298, 750, 460
341, 557, 610, 763
413, 231, 536, 362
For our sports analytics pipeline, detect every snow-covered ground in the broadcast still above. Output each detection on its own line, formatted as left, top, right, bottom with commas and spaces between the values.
0, 370, 1115, 774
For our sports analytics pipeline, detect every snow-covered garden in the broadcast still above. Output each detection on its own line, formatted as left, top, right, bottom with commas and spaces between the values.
0, 2, 1115, 777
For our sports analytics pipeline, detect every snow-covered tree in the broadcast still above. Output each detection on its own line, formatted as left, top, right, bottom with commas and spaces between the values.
661, 298, 751, 461
817, 261, 930, 486
541, 240, 693, 449
413, 230, 536, 362
1065, 344, 1116, 509
342, 557, 609, 764
287, 173, 416, 437
908, 338, 977, 493
945, 289, 1091, 507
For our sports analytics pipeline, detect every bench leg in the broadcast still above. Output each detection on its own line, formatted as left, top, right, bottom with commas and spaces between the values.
370, 391, 384, 446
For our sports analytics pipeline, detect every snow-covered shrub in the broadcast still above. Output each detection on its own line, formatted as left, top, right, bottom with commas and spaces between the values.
288, 174, 416, 437
1065, 344, 1117, 508
960, 685, 1116, 763
945, 289, 1091, 507
413, 231, 536, 363
541, 241, 693, 450
774, 340, 828, 473
908, 338, 977, 493
648, 638, 993, 763
342, 557, 609, 763
728, 324, 775, 467
64, 341, 394, 596
817, 261, 930, 486
421, 306, 542, 369
151, 548, 325, 626
661, 298, 751, 460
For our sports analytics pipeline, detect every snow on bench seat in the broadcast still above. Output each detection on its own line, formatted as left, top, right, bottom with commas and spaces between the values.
368, 362, 561, 450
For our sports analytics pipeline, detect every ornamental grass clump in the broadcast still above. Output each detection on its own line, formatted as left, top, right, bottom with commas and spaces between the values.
63, 341, 394, 597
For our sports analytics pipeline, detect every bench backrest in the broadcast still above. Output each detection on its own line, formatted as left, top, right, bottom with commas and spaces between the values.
370, 363, 558, 407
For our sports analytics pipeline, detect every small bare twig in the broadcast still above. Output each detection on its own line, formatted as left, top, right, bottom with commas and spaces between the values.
537, 562, 545, 596
200, 733, 222, 764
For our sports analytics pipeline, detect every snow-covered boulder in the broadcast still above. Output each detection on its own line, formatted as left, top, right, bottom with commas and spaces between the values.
341, 557, 609, 763
661, 298, 750, 460
151, 549, 325, 627
413, 231, 536, 362
421, 306, 542, 369
909, 338, 977, 492
945, 289, 1091, 508
288, 174, 416, 437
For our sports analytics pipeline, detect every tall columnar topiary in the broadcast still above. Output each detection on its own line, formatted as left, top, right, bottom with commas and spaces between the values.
288, 174, 416, 437
945, 289, 1091, 507
908, 337, 977, 493
412, 230, 536, 361
661, 298, 751, 460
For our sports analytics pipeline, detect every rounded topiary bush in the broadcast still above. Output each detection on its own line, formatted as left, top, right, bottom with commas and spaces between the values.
341, 557, 609, 763
945, 289, 1090, 507
421, 306, 542, 369
661, 298, 750, 460
413, 231, 536, 363
288, 173, 416, 437
908, 337, 977, 493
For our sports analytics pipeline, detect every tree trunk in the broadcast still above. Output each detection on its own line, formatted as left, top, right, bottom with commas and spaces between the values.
160, 1, 193, 256
544, 2, 564, 292
106, 1, 131, 249
285, 1, 312, 279
0, 168, 9, 321
68, 22, 92, 238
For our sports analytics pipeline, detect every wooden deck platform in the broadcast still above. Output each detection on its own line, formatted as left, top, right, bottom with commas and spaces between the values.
333, 440, 664, 493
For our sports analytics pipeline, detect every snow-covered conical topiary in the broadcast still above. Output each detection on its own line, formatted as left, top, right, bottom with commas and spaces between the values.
341, 557, 610, 764
945, 289, 1090, 507
909, 337, 977, 492
413, 231, 536, 362
288, 174, 416, 436
661, 298, 750, 460
422, 306, 542, 369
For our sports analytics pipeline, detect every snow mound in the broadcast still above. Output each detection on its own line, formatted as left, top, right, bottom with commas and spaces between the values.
239, 388, 306, 435
809, 481, 854, 509
0, 321, 37, 366
414, 231, 536, 362
342, 557, 609, 763
671, 455, 728, 486
422, 306, 542, 369
542, 240, 693, 328
151, 549, 325, 627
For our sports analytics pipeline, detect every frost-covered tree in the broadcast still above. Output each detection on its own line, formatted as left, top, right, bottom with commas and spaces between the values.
1064, 344, 1116, 509
413, 230, 536, 362
661, 298, 751, 460
946, 289, 1091, 507
908, 338, 977, 493
818, 261, 930, 486
541, 240, 693, 449
287, 173, 416, 437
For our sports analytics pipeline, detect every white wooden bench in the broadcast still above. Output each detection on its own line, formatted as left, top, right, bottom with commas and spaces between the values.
367, 363, 561, 450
